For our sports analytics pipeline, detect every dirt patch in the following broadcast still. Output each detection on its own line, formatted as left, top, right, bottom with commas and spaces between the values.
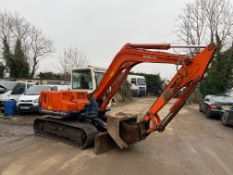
1, 97, 233, 175
0, 114, 42, 126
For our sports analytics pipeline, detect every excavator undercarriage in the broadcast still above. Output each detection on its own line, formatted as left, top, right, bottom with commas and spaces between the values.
34, 117, 98, 148
33, 113, 146, 153
33, 43, 217, 154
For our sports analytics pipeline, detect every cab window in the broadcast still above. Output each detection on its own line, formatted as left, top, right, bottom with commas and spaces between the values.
95, 72, 104, 86
131, 78, 137, 85
72, 70, 93, 90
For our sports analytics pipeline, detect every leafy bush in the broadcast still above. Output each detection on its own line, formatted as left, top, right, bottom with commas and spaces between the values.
200, 43, 233, 96
118, 80, 132, 101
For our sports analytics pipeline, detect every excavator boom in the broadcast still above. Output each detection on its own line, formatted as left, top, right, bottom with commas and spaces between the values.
92, 43, 216, 151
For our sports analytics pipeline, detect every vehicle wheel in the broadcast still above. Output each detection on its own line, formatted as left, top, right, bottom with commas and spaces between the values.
38, 107, 43, 115
205, 107, 212, 118
199, 105, 203, 112
221, 112, 229, 126
38, 103, 43, 115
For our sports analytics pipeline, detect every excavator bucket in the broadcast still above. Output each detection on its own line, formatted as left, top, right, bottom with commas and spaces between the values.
94, 113, 143, 154
107, 113, 138, 148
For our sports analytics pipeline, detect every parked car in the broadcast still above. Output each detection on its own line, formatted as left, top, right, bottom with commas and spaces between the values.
17, 84, 70, 113
199, 95, 233, 118
0, 81, 33, 112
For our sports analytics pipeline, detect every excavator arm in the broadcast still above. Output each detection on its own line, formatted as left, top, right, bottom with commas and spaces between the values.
93, 43, 216, 150
93, 43, 190, 110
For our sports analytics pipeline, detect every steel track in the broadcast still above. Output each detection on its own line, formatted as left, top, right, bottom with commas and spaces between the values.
33, 117, 98, 148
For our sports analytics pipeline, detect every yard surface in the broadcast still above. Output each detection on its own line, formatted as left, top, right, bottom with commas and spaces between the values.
0, 97, 233, 175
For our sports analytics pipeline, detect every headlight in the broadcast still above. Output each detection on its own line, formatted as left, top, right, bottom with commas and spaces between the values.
33, 99, 39, 103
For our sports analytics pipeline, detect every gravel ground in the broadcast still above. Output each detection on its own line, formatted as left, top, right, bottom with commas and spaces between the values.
0, 97, 233, 175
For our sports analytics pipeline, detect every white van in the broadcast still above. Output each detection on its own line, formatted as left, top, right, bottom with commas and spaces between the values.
8, 82, 34, 102
17, 84, 70, 113
127, 75, 147, 97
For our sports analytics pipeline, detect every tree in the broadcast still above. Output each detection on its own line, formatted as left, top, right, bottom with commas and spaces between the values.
58, 47, 88, 80
38, 72, 62, 80
29, 27, 53, 78
176, 0, 233, 53
2, 36, 13, 74
12, 39, 29, 78
0, 63, 5, 78
2, 37, 30, 78
199, 41, 233, 95
0, 11, 53, 78
176, 0, 233, 98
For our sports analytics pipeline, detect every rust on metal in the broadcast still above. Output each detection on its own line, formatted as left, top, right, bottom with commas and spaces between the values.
120, 119, 138, 144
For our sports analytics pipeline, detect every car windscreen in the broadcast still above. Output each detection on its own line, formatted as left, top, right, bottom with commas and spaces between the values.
25, 86, 50, 95
137, 78, 146, 85
0, 81, 17, 90
211, 96, 233, 103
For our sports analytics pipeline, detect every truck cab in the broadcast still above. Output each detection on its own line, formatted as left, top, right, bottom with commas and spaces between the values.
127, 75, 147, 97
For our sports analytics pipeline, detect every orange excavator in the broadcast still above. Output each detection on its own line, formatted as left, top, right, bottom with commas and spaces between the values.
34, 43, 216, 153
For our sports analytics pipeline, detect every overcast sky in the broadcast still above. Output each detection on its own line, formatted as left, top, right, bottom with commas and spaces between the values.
0, 0, 193, 79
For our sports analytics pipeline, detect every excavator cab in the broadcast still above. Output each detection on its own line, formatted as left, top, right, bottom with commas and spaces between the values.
72, 66, 112, 110
72, 66, 105, 93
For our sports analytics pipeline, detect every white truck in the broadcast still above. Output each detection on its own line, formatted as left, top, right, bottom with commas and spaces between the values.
127, 74, 147, 97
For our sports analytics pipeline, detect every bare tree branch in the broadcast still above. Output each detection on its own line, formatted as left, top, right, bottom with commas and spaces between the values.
176, 0, 233, 53
0, 10, 54, 78
58, 47, 88, 80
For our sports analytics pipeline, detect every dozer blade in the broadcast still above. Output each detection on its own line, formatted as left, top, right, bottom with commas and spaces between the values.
94, 132, 116, 154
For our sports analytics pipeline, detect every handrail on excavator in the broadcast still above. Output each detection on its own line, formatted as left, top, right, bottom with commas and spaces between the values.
125, 43, 207, 50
